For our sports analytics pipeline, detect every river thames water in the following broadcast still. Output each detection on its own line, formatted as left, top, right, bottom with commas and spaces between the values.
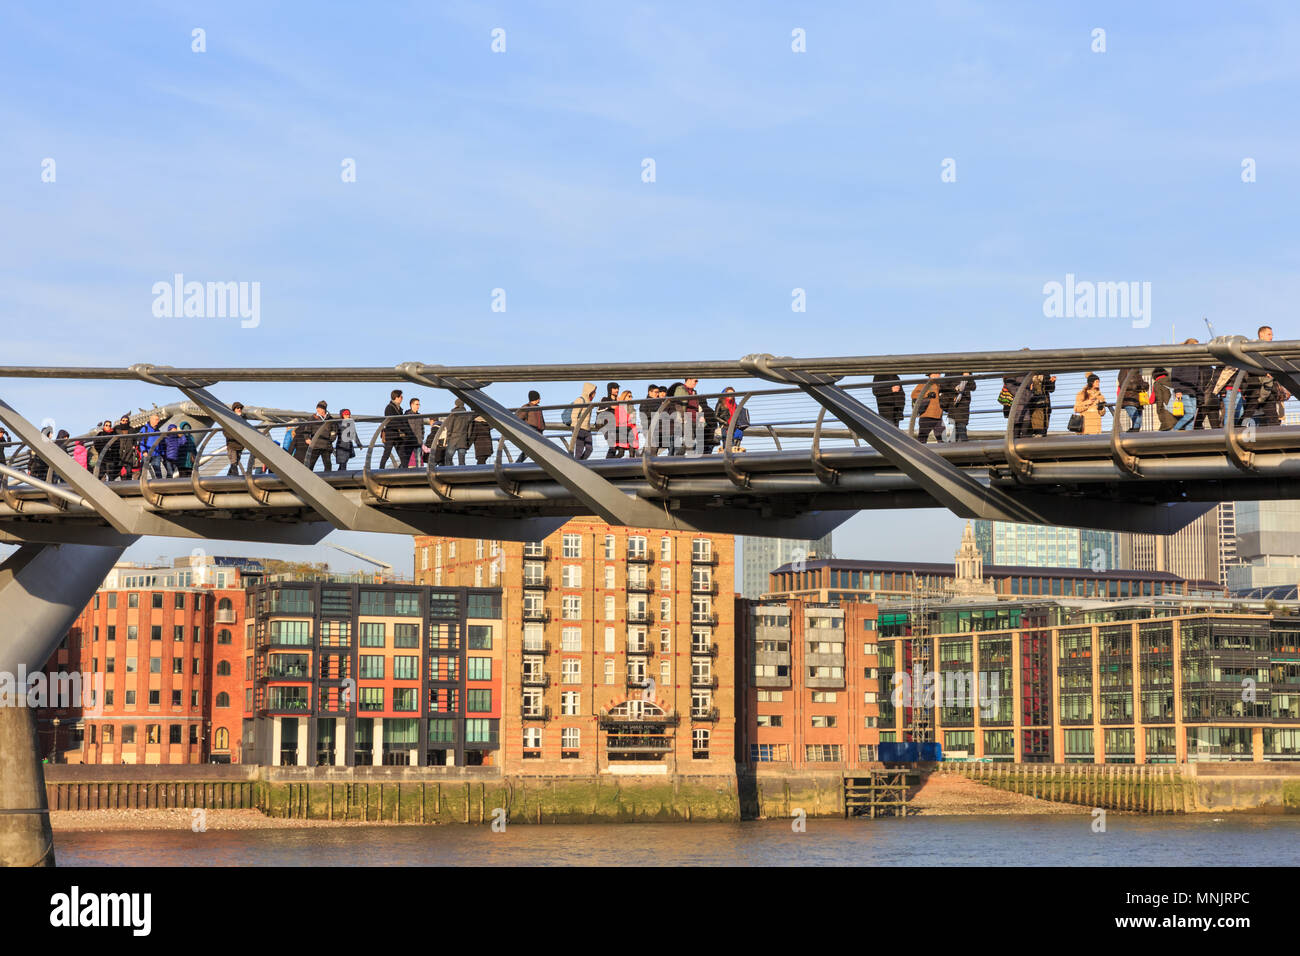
53, 814, 1300, 866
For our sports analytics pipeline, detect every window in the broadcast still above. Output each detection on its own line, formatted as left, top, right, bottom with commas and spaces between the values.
691, 538, 712, 562
561, 659, 581, 684
173, 625, 184, 641
465, 719, 494, 744
128, 626, 138, 640
562, 533, 581, 558
756, 715, 783, 727
393, 688, 417, 711
128, 593, 139, 609
217, 629, 232, 645
604, 627, 615, 652
394, 624, 420, 648
562, 627, 582, 652
359, 656, 385, 679
359, 688, 383, 711
604, 659, 615, 685
604, 595, 615, 621
360, 623, 385, 647
561, 727, 580, 753
215, 692, 230, 708
659, 629, 672, 653
805, 744, 843, 762
562, 596, 581, 621
628, 535, 647, 559
750, 743, 789, 762
561, 692, 580, 716
467, 658, 492, 681
692, 728, 709, 759
523, 727, 542, 749
810, 715, 837, 728
106, 657, 115, 673
152, 593, 164, 609
561, 565, 582, 589
468, 625, 492, 650
660, 537, 672, 560
151, 625, 162, 641
108, 593, 118, 609
393, 656, 419, 681
604, 565, 616, 589
660, 598, 672, 622
149, 657, 161, 674
604, 534, 616, 559
468, 689, 492, 712
175, 592, 186, 610
146, 724, 160, 744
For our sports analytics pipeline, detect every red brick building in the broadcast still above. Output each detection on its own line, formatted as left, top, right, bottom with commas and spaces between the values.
735, 597, 881, 768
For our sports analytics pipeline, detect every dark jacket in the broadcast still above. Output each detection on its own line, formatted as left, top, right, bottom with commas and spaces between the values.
714, 398, 750, 431
225, 412, 248, 456
939, 375, 977, 425
1169, 366, 1202, 397
307, 414, 338, 450
1118, 369, 1148, 409
444, 409, 471, 450
382, 401, 404, 441
470, 417, 493, 459
872, 375, 905, 423
516, 403, 544, 432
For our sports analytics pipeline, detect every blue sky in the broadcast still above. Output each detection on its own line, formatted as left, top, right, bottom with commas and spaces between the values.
1, 1, 1297, 575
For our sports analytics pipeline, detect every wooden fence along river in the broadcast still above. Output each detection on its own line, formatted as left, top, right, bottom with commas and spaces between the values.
944, 762, 1190, 813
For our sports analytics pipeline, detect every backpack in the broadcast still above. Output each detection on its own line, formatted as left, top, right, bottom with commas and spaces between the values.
281, 429, 295, 452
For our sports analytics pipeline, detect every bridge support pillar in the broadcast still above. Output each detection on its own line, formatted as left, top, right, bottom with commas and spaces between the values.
0, 543, 127, 867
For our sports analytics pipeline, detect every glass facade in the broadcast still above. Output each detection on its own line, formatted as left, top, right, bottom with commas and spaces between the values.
973, 520, 1116, 570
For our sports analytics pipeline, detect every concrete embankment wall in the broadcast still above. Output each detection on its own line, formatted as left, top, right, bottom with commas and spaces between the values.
44, 765, 743, 823
945, 762, 1300, 813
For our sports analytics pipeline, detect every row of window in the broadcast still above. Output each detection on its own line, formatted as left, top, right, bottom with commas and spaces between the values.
84, 723, 207, 746
93, 591, 218, 610
87, 625, 228, 643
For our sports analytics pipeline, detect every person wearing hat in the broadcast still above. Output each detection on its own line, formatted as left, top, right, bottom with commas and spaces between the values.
305, 401, 338, 471
514, 390, 544, 463
225, 402, 248, 475
335, 409, 359, 469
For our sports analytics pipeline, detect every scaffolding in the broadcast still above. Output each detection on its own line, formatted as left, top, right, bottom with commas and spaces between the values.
905, 575, 951, 744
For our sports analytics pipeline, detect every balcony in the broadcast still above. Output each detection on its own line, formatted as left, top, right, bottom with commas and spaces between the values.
627, 609, 655, 626
215, 608, 236, 624
690, 707, 720, 722
626, 549, 654, 564
522, 640, 551, 655
691, 552, 718, 566
522, 673, 551, 688
522, 546, 551, 561
605, 736, 674, 753
599, 709, 680, 729
522, 608, 551, 623
627, 579, 654, 593
625, 676, 652, 690
690, 643, 718, 657
626, 644, 654, 657
520, 705, 553, 722
690, 675, 719, 690
691, 581, 719, 596
691, 613, 719, 627
522, 576, 551, 591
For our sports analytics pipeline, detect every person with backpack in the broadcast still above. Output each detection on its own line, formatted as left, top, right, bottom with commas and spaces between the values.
567, 382, 597, 460
514, 391, 544, 463
159, 424, 183, 477
335, 409, 359, 469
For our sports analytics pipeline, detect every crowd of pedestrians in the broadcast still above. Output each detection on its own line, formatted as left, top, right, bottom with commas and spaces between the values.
8, 330, 1291, 483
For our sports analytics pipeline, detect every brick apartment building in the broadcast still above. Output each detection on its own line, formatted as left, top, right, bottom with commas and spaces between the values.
735, 597, 882, 768
39, 558, 254, 765
414, 519, 736, 775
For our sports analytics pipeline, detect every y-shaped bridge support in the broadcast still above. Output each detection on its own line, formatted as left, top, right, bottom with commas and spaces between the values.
0, 542, 128, 866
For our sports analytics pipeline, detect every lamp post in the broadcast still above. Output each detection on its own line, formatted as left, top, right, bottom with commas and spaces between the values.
49, 718, 60, 764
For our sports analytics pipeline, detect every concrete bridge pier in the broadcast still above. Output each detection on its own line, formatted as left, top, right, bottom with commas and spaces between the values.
0, 543, 127, 866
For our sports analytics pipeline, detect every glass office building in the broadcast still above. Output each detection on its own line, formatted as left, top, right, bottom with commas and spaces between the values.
1228, 501, 1300, 592
741, 534, 833, 599
973, 521, 1116, 571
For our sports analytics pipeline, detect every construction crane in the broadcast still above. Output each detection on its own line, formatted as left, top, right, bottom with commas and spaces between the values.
327, 544, 393, 580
